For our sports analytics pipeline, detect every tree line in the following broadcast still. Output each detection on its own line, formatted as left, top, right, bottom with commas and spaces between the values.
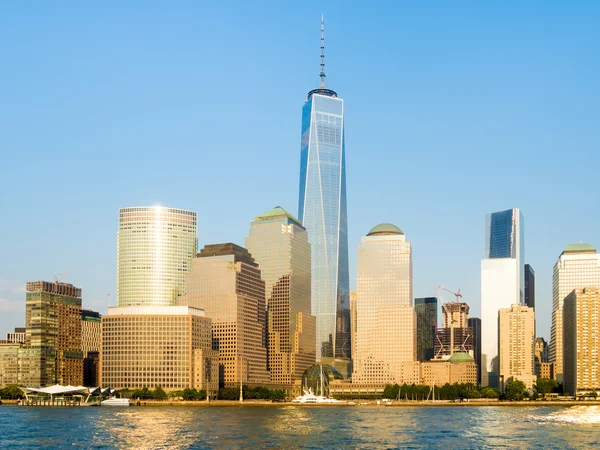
114, 385, 286, 401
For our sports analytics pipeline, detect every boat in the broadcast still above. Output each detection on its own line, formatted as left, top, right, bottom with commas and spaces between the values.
291, 389, 345, 404
101, 397, 132, 406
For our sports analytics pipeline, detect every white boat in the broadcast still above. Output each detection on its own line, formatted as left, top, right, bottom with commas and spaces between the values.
291, 388, 345, 404
101, 397, 132, 406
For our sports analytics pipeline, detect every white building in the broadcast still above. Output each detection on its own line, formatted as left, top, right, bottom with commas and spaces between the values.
480, 208, 524, 388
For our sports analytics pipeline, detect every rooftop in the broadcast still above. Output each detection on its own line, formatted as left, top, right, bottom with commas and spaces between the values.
564, 242, 596, 253
254, 206, 302, 226
367, 223, 404, 236
448, 352, 474, 363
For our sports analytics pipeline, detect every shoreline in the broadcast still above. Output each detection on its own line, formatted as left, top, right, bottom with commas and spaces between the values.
3, 399, 600, 407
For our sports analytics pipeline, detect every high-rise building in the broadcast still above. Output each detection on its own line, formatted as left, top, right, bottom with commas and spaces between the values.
468, 317, 482, 385
524, 264, 535, 309
101, 305, 218, 395
25, 281, 83, 386
117, 206, 197, 307
434, 303, 473, 359
481, 208, 524, 387
81, 309, 101, 387
498, 304, 536, 390
184, 243, 269, 386
350, 291, 357, 366
414, 297, 437, 362
352, 224, 415, 384
534, 337, 551, 379
550, 243, 600, 382
563, 288, 600, 397
245, 206, 316, 384
6, 327, 26, 344
298, 19, 350, 364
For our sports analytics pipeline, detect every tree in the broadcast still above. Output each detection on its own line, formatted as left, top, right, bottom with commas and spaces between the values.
504, 380, 527, 401
479, 387, 500, 399
0, 385, 23, 399
153, 386, 167, 400
535, 378, 558, 397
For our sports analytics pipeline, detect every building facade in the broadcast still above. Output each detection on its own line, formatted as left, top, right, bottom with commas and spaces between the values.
468, 317, 482, 386
481, 208, 524, 387
6, 327, 26, 344
524, 264, 535, 309
245, 206, 316, 384
434, 303, 473, 359
117, 206, 197, 307
352, 224, 415, 384
550, 243, 600, 382
25, 281, 83, 386
498, 304, 536, 390
81, 309, 101, 386
184, 243, 269, 386
101, 306, 218, 395
563, 288, 600, 397
414, 297, 437, 362
298, 20, 350, 364
421, 353, 478, 387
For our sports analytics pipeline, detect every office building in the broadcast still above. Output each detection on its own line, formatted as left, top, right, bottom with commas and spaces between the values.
468, 317, 482, 385
550, 243, 600, 382
6, 327, 26, 344
421, 353, 478, 387
298, 19, 350, 364
481, 208, 524, 387
81, 309, 101, 387
117, 206, 197, 307
245, 206, 316, 384
563, 288, 600, 397
101, 305, 218, 395
352, 224, 415, 384
350, 291, 357, 366
25, 281, 83, 386
414, 297, 437, 362
498, 304, 536, 390
184, 243, 269, 386
534, 337, 551, 379
524, 264, 535, 309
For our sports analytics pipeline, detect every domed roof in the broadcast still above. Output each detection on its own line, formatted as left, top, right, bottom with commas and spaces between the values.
367, 223, 404, 236
448, 352, 474, 363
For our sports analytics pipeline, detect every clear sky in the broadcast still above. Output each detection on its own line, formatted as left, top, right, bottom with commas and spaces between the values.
1, 2, 599, 341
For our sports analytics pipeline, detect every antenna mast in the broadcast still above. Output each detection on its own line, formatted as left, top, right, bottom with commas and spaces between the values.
320, 15, 326, 88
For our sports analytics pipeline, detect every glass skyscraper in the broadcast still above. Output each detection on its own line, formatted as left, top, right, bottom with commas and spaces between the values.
414, 297, 437, 362
298, 20, 350, 363
480, 208, 524, 387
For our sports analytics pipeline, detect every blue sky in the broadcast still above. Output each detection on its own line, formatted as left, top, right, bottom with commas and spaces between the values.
1, 2, 599, 341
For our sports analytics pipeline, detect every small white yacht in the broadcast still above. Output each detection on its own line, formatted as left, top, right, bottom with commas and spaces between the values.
101, 397, 132, 406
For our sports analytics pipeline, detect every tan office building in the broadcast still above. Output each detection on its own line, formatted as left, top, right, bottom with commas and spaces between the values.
550, 243, 600, 382
117, 206, 197, 307
563, 288, 600, 397
25, 281, 83, 386
184, 243, 269, 386
101, 306, 218, 395
421, 353, 478, 387
245, 206, 316, 384
498, 304, 536, 389
352, 224, 415, 384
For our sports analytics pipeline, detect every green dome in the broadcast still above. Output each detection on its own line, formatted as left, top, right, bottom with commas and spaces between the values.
367, 223, 404, 236
448, 352, 474, 363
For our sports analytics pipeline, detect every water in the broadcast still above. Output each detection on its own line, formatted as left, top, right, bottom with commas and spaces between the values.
1, 405, 599, 449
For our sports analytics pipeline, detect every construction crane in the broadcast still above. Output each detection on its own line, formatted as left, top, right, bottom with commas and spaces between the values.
435, 286, 464, 358
53, 269, 69, 284
435, 285, 463, 304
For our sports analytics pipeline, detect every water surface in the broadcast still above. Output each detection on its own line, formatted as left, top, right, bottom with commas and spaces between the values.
1, 405, 599, 449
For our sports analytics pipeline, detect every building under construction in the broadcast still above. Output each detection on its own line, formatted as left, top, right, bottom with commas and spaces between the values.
434, 302, 474, 359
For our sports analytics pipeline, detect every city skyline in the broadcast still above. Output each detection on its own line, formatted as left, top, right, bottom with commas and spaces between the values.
2, 3, 600, 344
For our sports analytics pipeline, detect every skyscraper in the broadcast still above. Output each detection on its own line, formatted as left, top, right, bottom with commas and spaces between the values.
184, 243, 270, 385
298, 18, 350, 364
563, 288, 600, 397
524, 264, 535, 309
414, 297, 437, 362
434, 303, 473, 359
81, 309, 101, 387
245, 206, 316, 384
550, 243, 600, 382
117, 206, 197, 307
352, 224, 415, 384
480, 208, 524, 387
498, 304, 536, 390
468, 317, 482, 386
25, 281, 83, 386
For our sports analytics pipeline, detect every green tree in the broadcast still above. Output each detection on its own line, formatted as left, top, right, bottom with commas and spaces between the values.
153, 386, 167, 400
479, 387, 500, 399
535, 378, 558, 397
0, 385, 23, 399
504, 380, 527, 401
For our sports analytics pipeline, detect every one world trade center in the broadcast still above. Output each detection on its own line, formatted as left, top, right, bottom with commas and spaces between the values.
298, 18, 351, 373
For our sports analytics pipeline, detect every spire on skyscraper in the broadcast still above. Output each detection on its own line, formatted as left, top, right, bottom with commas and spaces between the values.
320, 15, 326, 88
